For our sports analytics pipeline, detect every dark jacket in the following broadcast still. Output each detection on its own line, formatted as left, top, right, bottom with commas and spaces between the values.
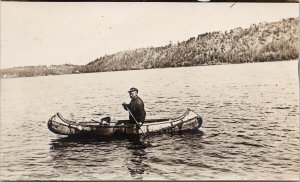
125, 96, 146, 124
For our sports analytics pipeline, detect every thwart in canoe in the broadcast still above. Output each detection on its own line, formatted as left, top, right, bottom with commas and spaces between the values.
47, 108, 203, 137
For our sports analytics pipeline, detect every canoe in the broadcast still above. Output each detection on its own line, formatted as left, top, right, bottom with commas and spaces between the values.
47, 108, 203, 137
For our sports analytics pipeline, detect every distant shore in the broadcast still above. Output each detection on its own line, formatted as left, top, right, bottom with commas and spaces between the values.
1, 60, 297, 79
1, 17, 298, 79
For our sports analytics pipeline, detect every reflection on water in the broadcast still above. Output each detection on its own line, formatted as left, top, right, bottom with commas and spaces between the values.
125, 138, 151, 179
49, 136, 154, 180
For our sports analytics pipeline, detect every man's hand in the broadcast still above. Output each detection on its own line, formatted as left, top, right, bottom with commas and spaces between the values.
122, 102, 128, 110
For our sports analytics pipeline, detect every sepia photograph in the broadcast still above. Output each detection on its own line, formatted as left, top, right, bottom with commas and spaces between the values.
0, 1, 299, 180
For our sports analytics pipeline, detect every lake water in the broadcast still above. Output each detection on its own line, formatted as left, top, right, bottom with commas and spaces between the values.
0, 60, 299, 180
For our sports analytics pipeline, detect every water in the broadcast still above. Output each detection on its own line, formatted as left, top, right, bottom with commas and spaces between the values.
0, 60, 299, 180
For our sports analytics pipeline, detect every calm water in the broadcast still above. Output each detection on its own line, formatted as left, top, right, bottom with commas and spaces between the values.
0, 61, 299, 180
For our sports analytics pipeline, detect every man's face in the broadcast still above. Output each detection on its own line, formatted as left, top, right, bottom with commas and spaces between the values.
129, 91, 138, 99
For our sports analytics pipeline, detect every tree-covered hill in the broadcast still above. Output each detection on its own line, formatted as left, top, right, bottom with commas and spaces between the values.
79, 17, 298, 73
1, 17, 298, 78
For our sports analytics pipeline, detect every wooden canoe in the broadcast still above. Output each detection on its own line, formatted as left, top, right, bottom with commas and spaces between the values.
47, 108, 203, 137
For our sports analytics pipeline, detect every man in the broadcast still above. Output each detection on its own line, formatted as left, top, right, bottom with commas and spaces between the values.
121, 87, 146, 125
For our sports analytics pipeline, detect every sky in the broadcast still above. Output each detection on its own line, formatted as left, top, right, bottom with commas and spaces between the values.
1, 2, 299, 68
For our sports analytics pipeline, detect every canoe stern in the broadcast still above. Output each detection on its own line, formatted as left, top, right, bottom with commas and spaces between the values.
48, 113, 83, 135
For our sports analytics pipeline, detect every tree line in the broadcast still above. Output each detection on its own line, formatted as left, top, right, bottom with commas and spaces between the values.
1, 17, 298, 78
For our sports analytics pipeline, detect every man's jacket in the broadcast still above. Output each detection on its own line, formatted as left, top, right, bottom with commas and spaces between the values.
126, 96, 146, 124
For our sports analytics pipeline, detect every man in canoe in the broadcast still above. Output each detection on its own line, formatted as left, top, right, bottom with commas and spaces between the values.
118, 87, 146, 125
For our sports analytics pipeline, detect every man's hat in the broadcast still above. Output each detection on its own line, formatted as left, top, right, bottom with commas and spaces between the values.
128, 87, 138, 93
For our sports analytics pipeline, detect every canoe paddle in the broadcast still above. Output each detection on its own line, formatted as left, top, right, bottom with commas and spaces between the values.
124, 105, 147, 137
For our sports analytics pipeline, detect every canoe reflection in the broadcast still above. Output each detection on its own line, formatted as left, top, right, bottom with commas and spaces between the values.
49, 136, 151, 180
125, 138, 151, 179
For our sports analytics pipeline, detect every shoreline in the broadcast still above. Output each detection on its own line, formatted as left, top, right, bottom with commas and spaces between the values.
1, 59, 297, 79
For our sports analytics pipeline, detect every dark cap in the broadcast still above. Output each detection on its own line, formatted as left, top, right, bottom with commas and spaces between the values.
128, 87, 138, 93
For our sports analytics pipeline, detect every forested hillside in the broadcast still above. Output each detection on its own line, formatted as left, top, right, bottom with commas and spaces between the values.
1, 17, 298, 78
78, 17, 298, 73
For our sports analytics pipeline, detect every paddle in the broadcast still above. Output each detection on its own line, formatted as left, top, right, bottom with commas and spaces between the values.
124, 105, 147, 137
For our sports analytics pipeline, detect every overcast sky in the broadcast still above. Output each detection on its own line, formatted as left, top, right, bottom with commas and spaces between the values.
1, 2, 298, 68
